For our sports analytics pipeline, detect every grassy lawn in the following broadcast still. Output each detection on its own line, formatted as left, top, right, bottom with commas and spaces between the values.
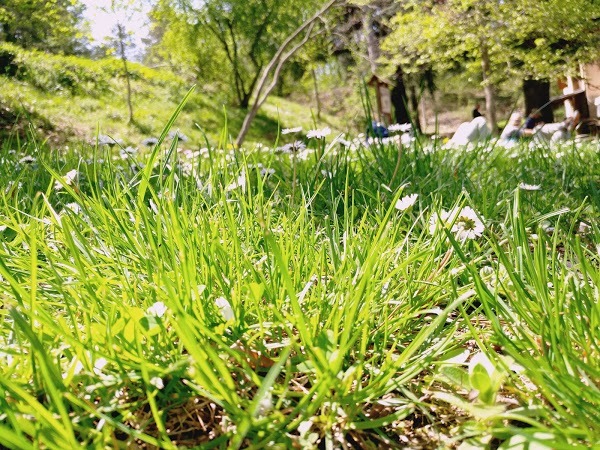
0, 43, 346, 150
0, 74, 344, 148
0, 94, 599, 449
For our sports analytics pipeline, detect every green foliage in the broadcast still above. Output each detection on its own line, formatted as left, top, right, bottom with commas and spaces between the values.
0, 0, 86, 54
384, 0, 512, 82
383, 0, 600, 81
148, 0, 325, 107
0, 43, 181, 96
147, 0, 230, 82
507, 0, 600, 78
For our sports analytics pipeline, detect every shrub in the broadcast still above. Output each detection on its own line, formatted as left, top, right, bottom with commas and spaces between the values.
0, 43, 182, 96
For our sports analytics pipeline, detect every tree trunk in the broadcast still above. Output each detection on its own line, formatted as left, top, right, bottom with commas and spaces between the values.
117, 24, 134, 124
363, 8, 379, 75
391, 66, 410, 124
312, 68, 321, 119
240, 93, 251, 109
408, 84, 421, 132
122, 57, 134, 124
480, 40, 497, 134
523, 79, 553, 123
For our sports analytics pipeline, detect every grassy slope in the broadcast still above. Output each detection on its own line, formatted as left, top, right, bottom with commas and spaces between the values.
0, 49, 346, 149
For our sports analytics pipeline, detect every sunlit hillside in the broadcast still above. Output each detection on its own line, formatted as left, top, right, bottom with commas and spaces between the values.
0, 44, 346, 148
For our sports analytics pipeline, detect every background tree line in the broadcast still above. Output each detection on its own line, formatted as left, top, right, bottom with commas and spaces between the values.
2, 0, 599, 138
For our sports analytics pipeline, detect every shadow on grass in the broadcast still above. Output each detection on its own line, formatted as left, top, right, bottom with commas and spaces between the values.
0, 101, 57, 143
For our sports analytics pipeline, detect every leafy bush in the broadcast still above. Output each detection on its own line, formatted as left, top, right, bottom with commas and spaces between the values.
0, 43, 182, 96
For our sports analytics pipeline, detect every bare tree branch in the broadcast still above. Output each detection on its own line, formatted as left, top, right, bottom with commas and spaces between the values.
235, 0, 342, 146
256, 23, 319, 107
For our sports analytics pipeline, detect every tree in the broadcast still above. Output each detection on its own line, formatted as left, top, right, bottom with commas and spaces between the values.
154, 0, 326, 109
146, 0, 226, 82
384, 0, 600, 132
115, 23, 135, 124
508, 0, 600, 79
330, 1, 425, 128
287, 34, 333, 119
235, 0, 340, 145
102, 0, 150, 124
0, 0, 86, 54
384, 0, 512, 133
510, 0, 600, 121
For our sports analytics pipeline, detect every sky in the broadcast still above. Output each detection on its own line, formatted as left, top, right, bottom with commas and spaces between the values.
81, 0, 152, 54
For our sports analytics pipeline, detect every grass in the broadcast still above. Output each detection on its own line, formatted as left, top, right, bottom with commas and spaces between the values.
0, 76, 342, 149
0, 44, 346, 148
0, 98, 599, 449
0, 43, 344, 149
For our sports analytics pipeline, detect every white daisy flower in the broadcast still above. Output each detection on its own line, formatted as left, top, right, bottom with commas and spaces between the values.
395, 194, 418, 211
72, 359, 85, 376
147, 301, 167, 318
518, 183, 541, 191
226, 171, 247, 192
295, 148, 312, 161
279, 141, 307, 154
195, 177, 213, 196
401, 134, 414, 146
429, 209, 453, 235
298, 420, 313, 436
260, 167, 276, 177
215, 297, 235, 321
149, 377, 164, 390
19, 155, 36, 164
93, 357, 108, 375
451, 206, 485, 241
306, 127, 331, 139
430, 206, 484, 241
54, 169, 78, 191
281, 127, 302, 135
257, 390, 273, 415
577, 222, 591, 234
388, 123, 412, 133
63, 203, 82, 214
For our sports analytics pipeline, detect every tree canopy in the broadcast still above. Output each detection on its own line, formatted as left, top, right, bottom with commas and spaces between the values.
149, 0, 326, 108
0, 0, 86, 54
382, 0, 600, 131
384, 0, 600, 80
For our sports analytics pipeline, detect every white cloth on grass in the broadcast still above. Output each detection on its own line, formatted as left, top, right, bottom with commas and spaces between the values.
447, 116, 491, 147
534, 122, 569, 143
534, 110, 579, 144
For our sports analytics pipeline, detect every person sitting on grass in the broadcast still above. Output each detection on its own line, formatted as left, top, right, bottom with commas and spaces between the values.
500, 109, 547, 142
524, 110, 544, 132
500, 112, 524, 142
533, 101, 580, 143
